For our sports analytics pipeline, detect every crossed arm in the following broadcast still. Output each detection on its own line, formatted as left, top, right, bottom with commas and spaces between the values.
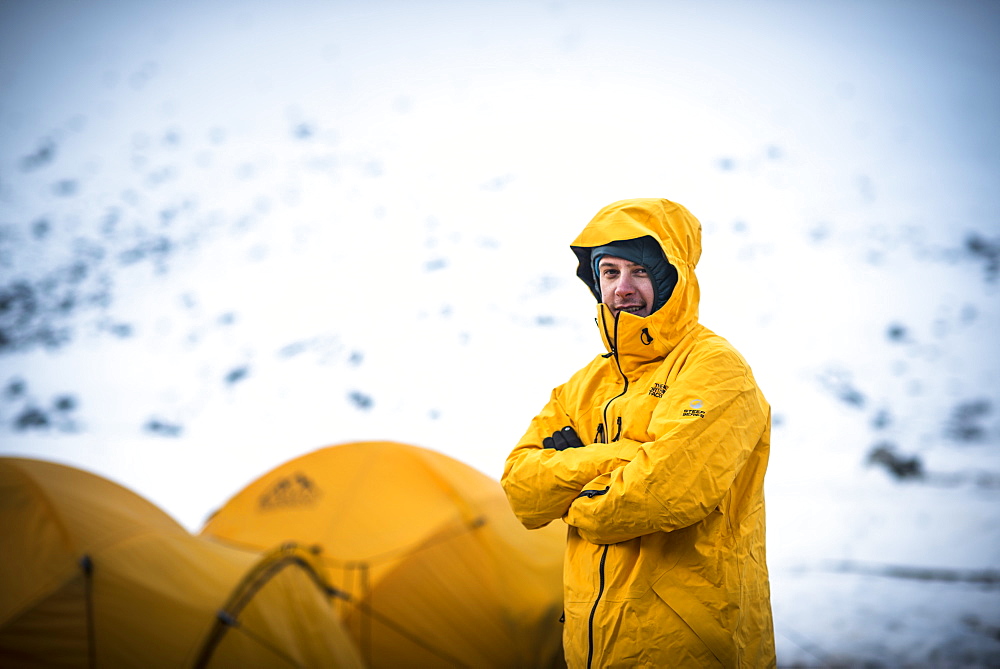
501, 360, 767, 544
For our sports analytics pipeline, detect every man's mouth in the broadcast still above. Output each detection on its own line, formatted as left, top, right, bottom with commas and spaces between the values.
618, 304, 645, 314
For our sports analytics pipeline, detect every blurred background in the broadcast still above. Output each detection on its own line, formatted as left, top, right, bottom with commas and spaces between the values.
1, 0, 998, 665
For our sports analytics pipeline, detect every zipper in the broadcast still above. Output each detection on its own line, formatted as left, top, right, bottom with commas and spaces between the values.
587, 544, 610, 669
600, 310, 628, 443
587, 309, 622, 669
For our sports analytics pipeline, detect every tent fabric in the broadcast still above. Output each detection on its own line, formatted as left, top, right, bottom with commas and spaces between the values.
0, 457, 363, 668
200, 441, 567, 669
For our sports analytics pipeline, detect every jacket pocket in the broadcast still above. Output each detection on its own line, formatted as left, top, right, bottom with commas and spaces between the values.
650, 578, 736, 668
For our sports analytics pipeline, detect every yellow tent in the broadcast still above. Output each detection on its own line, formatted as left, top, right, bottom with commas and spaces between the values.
200, 441, 566, 668
0, 457, 363, 668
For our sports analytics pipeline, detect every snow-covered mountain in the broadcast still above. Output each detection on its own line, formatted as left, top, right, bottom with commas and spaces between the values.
2, 1, 998, 665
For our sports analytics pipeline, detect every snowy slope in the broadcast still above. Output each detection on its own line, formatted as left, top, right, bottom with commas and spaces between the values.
1, 1, 998, 665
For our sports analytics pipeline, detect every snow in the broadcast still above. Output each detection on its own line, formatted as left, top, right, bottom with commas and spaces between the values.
2, 0, 999, 665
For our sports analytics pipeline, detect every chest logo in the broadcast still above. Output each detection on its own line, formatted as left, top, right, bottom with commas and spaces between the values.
648, 382, 668, 398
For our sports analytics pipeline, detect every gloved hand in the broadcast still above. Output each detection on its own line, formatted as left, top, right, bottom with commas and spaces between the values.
543, 425, 585, 450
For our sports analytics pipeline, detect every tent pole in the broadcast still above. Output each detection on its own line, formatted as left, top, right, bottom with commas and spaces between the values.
80, 555, 96, 669
360, 563, 370, 667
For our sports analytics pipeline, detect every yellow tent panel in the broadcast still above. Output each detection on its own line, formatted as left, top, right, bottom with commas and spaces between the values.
0, 457, 363, 668
201, 441, 566, 668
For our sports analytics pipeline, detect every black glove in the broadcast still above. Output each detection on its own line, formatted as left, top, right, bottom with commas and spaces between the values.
543, 426, 585, 451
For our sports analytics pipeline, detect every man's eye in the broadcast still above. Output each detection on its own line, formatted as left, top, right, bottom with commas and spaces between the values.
635, 268, 648, 276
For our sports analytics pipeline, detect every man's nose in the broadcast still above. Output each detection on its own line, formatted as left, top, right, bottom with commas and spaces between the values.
616, 274, 635, 295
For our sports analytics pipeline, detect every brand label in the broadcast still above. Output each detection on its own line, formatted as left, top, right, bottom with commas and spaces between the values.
683, 399, 706, 418
258, 472, 322, 510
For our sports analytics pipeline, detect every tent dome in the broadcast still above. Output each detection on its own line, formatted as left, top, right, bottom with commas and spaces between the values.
0, 457, 363, 668
201, 441, 567, 668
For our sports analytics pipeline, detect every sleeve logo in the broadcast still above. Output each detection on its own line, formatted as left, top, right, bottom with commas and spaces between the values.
683, 399, 706, 418
648, 382, 668, 398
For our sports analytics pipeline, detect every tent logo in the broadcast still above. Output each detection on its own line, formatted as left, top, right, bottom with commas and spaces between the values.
258, 472, 322, 510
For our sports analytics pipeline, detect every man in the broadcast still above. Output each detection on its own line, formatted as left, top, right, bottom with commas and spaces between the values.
502, 198, 774, 668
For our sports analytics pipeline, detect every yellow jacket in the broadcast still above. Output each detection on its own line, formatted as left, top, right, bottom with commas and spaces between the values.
502, 199, 774, 668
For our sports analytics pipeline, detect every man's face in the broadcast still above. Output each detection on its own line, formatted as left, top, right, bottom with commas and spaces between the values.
597, 255, 655, 318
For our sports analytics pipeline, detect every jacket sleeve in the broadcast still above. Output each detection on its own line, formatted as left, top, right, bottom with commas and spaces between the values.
502, 382, 642, 530
564, 347, 769, 544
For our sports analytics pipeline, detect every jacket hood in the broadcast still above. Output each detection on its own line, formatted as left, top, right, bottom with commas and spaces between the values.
571, 198, 702, 356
